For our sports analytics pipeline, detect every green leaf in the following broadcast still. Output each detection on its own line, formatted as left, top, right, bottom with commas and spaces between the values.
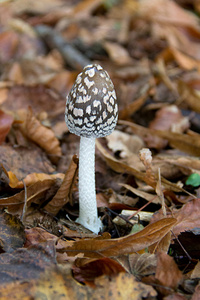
186, 173, 200, 187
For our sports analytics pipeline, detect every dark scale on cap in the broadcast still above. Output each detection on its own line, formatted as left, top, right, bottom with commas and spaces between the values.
65, 64, 118, 138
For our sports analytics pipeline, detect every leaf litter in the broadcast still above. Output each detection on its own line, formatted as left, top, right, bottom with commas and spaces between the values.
0, 0, 200, 299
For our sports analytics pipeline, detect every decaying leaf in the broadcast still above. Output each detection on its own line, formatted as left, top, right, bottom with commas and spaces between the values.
0, 210, 25, 252
155, 251, 183, 290
21, 107, 62, 163
0, 144, 56, 184
96, 139, 184, 193
0, 110, 14, 144
7, 171, 64, 189
119, 120, 200, 156
151, 198, 200, 236
0, 179, 59, 214
0, 241, 57, 285
58, 218, 176, 258
147, 105, 189, 149
44, 155, 78, 215
128, 253, 157, 278
73, 257, 126, 287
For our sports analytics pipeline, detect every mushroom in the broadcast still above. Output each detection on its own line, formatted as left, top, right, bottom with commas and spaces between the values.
65, 64, 118, 234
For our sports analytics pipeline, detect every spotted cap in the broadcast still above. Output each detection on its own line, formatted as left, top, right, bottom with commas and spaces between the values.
65, 64, 118, 138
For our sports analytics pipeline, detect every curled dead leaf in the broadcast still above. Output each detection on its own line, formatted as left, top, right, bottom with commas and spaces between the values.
58, 217, 176, 258
22, 107, 62, 163
0, 110, 14, 144
7, 171, 64, 189
44, 155, 78, 215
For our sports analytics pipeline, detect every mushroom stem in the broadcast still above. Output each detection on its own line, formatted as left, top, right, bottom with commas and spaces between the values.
76, 136, 103, 233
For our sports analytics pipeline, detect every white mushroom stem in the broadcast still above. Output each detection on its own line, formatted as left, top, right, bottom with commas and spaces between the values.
76, 136, 103, 234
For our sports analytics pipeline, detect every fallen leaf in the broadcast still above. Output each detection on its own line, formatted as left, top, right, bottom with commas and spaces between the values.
119, 120, 200, 156
151, 198, 200, 236
147, 105, 189, 149
106, 130, 144, 158
0, 210, 25, 252
96, 139, 184, 193
178, 80, 200, 113
0, 30, 19, 62
73, 257, 126, 287
58, 218, 176, 258
7, 171, 64, 189
0, 110, 14, 144
103, 41, 133, 65
44, 155, 78, 215
21, 107, 62, 163
0, 179, 59, 214
0, 241, 57, 285
25, 227, 58, 248
155, 251, 183, 290
92, 272, 157, 299
0, 144, 55, 183
190, 261, 200, 279
128, 253, 157, 278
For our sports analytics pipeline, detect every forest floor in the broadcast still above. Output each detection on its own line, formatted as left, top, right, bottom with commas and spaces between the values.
0, 0, 200, 299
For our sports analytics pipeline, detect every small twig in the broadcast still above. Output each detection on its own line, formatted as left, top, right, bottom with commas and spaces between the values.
21, 179, 27, 223
128, 195, 157, 220
106, 207, 134, 226
157, 168, 166, 216
171, 230, 192, 261
35, 25, 91, 69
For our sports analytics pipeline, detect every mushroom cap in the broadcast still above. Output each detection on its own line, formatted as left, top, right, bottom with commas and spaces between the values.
65, 64, 118, 138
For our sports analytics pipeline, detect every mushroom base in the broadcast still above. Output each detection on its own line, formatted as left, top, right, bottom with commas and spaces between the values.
76, 216, 103, 234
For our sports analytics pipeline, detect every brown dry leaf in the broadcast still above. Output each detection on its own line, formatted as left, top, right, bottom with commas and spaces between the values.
96, 139, 184, 193
21, 107, 62, 163
96, 139, 146, 181
178, 80, 200, 114
119, 120, 200, 156
44, 155, 78, 215
103, 41, 133, 65
136, 0, 199, 29
128, 253, 157, 278
0, 266, 156, 300
134, 0, 200, 59
0, 144, 56, 184
0, 30, 19, 63
0, 241, 57, 286
10, 0, 65, 15
191, 284, 200, 300
0, 179, 58, 214
162, 47, 200, 72
2, 85, 65, 119
156, 156, 200, 177
190, 261, 200, 279
0, 211, 25, 253
72, 0, 103, 19
172, 198, 200, 236
91, 272, 157, 299
149, 231, 172, 254
151, 199, 200, 236
118, 87, 150, 120
106, 130, 144, 159
58, 218, 176, 258
147, 105, 189, 149
3, 59, 57, 86
0, 110, 14, 144
155, 251, 183, 290
25, 227, 58, 248
73, 257, 126, 287
119, 183, 160, 204
7, 171, 64, 189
